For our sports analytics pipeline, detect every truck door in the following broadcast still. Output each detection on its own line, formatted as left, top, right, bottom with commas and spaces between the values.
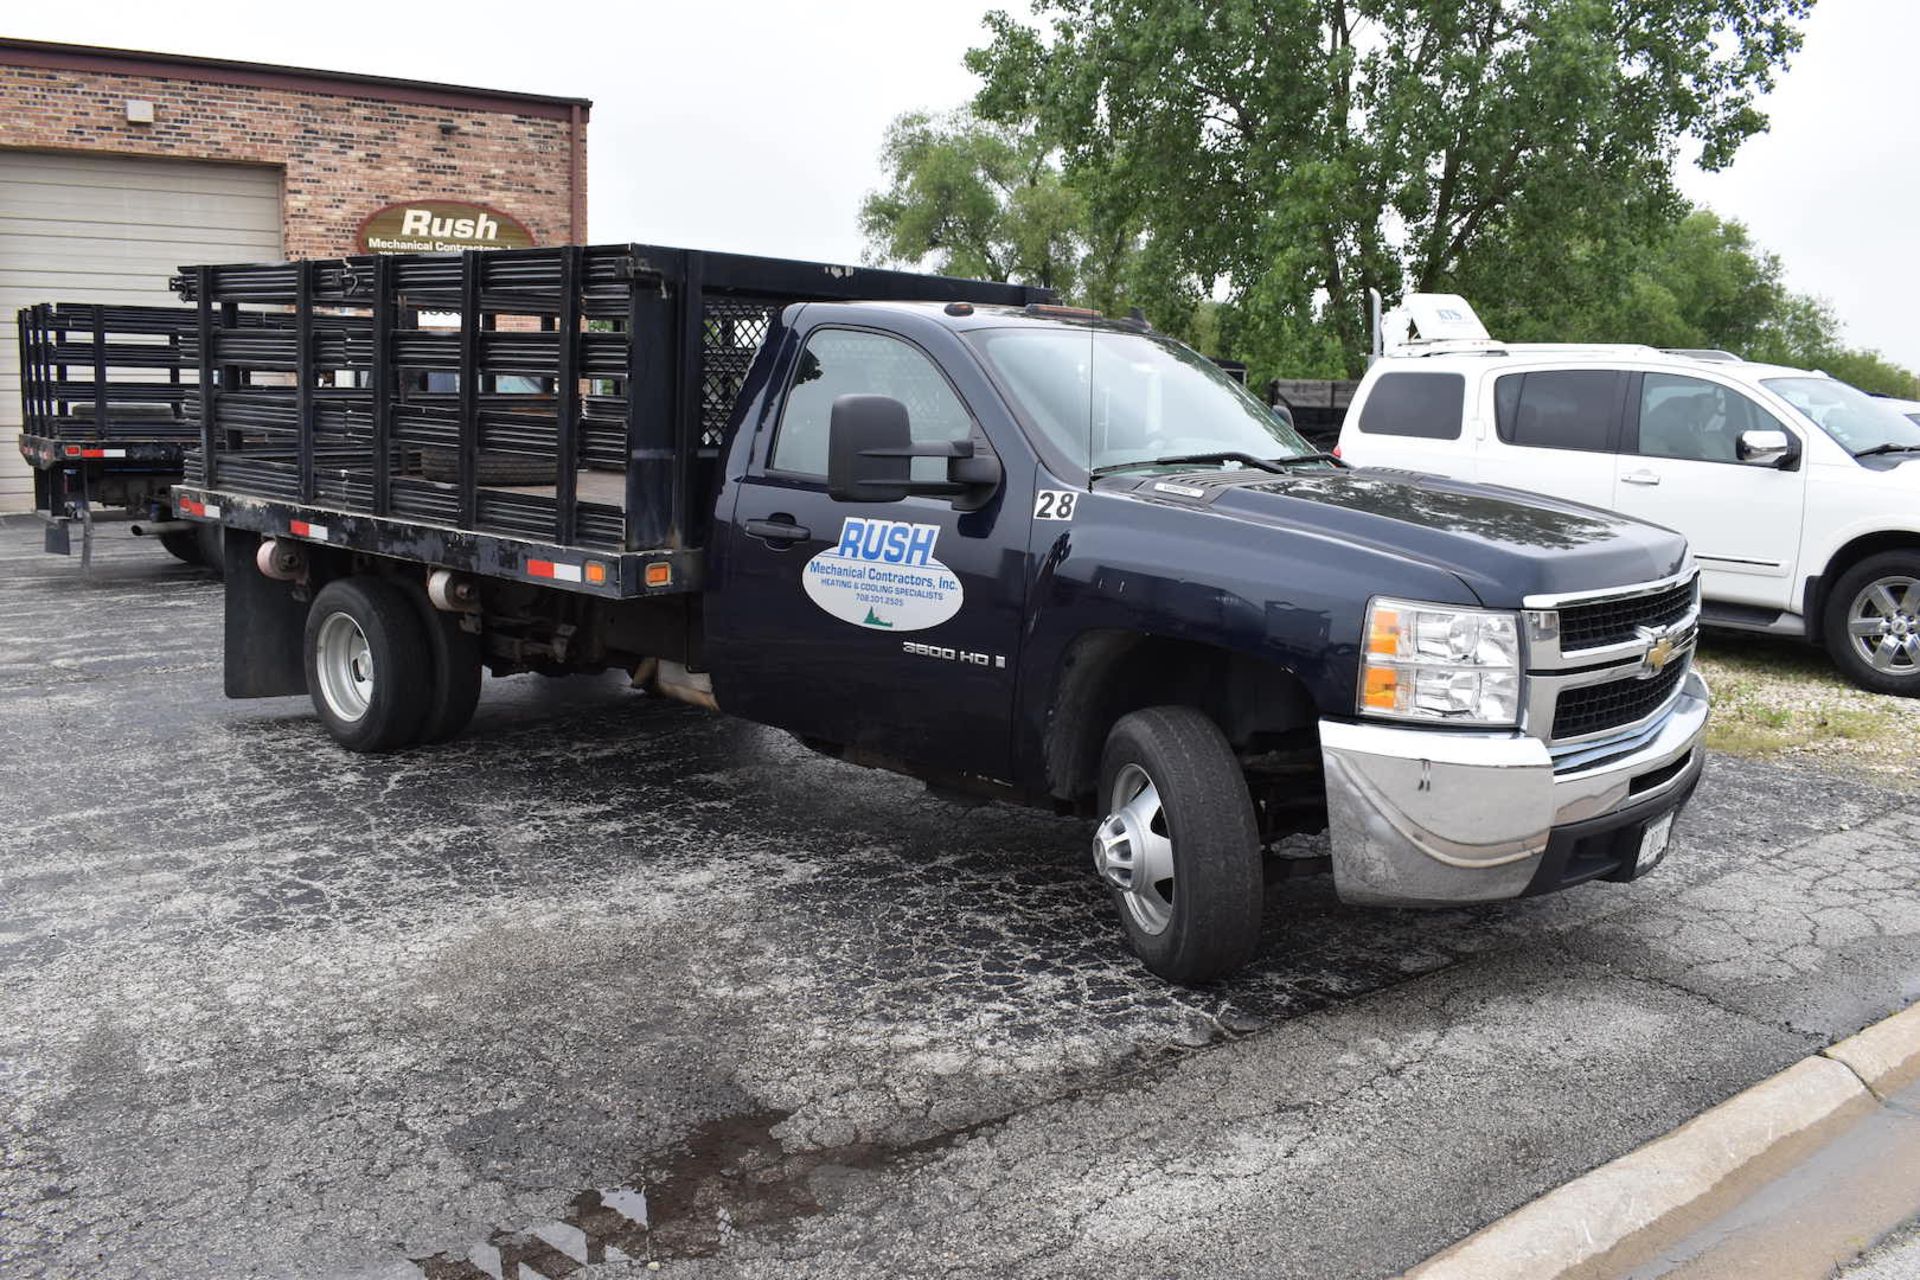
709, 324, 1030, 781
1614, 371, 1808, 609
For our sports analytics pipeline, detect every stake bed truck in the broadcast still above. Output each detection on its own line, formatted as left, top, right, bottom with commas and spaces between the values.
16, 303, 222, 569
157, 243, 1709, 981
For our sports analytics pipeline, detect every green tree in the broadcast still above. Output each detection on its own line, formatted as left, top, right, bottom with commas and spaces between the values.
1744, 292, 1918, 396
969, 0, 1815, 375
1501, 208, 1917, 395
859, 110, 1088, 294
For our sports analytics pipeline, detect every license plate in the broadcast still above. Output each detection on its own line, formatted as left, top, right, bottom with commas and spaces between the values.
1637, 812, 1676, 873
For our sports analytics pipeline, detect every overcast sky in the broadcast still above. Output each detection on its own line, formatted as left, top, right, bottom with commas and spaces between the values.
8, 0, 1915, 368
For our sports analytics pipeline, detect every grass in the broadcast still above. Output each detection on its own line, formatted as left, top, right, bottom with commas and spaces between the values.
1693, 633, 1915, 787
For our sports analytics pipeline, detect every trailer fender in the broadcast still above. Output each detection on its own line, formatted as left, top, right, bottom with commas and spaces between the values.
223, 529, 308, 699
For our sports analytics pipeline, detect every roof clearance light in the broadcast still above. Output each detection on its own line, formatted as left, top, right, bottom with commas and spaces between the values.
1023, 304, 1105, 321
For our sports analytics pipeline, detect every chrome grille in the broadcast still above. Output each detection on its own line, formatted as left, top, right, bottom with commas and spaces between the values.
1524, 570, 1701, 747
1552, 660, 1689, 739
1558, 578, 1697, 651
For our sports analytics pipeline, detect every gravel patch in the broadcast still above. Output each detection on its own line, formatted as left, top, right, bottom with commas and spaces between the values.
1694, 632, 1917, 788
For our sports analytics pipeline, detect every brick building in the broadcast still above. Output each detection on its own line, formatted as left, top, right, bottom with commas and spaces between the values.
0, 37, 590, 510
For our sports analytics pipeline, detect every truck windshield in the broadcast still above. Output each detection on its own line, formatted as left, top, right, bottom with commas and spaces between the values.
966, 326, 1316, 473
1762, 377, 1920, 457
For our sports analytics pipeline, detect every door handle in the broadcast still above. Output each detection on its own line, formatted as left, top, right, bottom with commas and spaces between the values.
745, 516, 811, 544
1621, 470, 1661, 486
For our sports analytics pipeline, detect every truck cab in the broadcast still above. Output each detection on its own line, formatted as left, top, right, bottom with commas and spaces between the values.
152, 247, 1710, 983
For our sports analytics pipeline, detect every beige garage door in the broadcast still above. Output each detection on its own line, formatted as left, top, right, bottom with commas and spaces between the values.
0, 150, 282, 511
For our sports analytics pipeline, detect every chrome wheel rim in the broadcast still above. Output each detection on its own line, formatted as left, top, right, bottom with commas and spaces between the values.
314, 612, 374, 722
1846, 575, 1920, 677
1092, 763, 1176, 935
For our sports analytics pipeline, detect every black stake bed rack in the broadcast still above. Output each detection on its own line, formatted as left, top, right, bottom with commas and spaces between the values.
15, 303, 203, 467
167, 243, 1049, 599
15, 303, 223, 557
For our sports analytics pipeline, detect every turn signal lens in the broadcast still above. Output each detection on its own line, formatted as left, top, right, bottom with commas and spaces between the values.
644, 562, 671, 587
1367, 607, 1402, 655
1363, 667, 1399, 709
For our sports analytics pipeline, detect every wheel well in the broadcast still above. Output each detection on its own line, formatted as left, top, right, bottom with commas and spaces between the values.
1043, 631, 1319, 810
1808, 532, 1920, 643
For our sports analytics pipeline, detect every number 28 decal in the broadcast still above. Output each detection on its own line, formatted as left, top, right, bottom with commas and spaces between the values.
1033, 489, 1079, 521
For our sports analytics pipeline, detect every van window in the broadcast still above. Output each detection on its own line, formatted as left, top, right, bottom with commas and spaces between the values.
1633, 373, 1784, 463
1355, 372, 1464, 439
1494, 370, 1621, 452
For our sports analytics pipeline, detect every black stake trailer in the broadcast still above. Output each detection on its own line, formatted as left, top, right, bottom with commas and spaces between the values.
158, 239, 1711, 983
15, 303, 221, 570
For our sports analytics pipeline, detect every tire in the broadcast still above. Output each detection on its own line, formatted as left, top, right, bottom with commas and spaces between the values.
197, 522, 225, 580
1823, 551, 1920, 696
1092, 706, 1265, 983
158, 529, 203, 565
409, 587, 483, 743
303, 577, 433, 751
419, 446, 556, 486
156, 522, 224, 578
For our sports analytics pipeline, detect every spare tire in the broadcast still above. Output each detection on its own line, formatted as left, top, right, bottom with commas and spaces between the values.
419, 447, 556, 486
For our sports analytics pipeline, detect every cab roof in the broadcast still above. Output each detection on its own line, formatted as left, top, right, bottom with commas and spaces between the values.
801, 298, 1160, 336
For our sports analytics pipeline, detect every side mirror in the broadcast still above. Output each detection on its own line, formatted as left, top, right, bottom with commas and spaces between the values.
1737, 429, 1794, 467
828, 394, 913, 503
827, 394, 1004, 510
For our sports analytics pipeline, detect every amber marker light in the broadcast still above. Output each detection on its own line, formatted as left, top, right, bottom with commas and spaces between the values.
1367, 606, 1402, 656
644, 562, 671, 587
1363, 667, 1399, 710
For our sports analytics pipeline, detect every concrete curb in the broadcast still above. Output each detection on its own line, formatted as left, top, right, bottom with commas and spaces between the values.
1825, 1002, 1920, 1099
1403, 1001, 1920, 1280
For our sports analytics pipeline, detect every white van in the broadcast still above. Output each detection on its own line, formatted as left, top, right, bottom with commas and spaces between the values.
1336, 296, 1920, 695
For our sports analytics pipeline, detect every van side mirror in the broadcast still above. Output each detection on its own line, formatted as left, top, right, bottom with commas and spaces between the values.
827, 394, 1004, 510
1737, 429, 1795, 468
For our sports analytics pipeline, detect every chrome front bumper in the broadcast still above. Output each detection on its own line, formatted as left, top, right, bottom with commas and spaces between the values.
1318, 671, 1709, 906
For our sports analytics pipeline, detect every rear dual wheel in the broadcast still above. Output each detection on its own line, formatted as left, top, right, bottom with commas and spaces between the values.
159, 522, 226, 579
303, 576, 482, 752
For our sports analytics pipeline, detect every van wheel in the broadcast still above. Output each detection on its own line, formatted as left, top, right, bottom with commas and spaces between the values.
1092, 706, 1264, 983
304, 577, 432, 751
410, 588, 483, 743
1824, 552, 1920, 696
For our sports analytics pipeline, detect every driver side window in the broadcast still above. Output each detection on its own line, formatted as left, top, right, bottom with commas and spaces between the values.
1634, 373, 1783, 463
771, 329, 973, 481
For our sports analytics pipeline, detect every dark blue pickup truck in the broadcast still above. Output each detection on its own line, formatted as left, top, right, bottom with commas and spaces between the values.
159, 244, 1709, 982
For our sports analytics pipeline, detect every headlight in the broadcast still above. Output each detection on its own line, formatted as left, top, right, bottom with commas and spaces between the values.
1359, 597, 1522, 727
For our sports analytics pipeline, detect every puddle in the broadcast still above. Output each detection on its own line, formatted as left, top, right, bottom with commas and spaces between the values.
409, 1109, 915, 1277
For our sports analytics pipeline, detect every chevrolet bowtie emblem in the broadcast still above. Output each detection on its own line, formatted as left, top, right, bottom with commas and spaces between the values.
1634, 622, 1686, 679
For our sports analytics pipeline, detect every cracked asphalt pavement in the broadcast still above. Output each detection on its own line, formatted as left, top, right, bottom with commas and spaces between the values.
3, 519, 1918, 1280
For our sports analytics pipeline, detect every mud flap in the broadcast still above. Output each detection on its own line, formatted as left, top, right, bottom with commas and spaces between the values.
223, 528, 308, 698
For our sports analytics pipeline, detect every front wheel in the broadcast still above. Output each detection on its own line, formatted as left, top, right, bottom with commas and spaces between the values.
1824, 552, 1920, 696
1093, 706, 1265, 983
303, 577, 433, 751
